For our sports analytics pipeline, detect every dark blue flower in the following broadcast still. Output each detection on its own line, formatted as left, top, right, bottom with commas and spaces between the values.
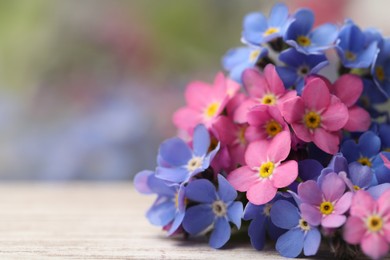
222, 46, 268, 83
336, 21, 379, 68
134, 170, 186, 235
372, 152, 390, 184
156, 124, 219, 183
341, 131, 381, 167
242, 3, 290, 46
372, 38, 390, 97
276, 48, 328, 93
271, 200, 321, 258
243, 195, 287, 250
182, 174, 243, 249
359, 79, 388, 118
284, 8, 338, 54
378, 123, 390, 151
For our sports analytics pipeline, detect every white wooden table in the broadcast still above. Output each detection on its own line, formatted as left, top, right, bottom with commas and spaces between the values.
0, 183, 373, 259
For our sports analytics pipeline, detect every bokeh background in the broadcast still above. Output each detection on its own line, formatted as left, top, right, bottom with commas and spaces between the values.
0, 0, 388, 180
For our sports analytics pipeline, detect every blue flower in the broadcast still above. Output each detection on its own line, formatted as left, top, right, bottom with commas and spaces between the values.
336, 21, 379, 68
372, 152, 390, 184
276, 48, 328, 93
341, 131, 381, 167
271, 200, 321, 258
222, 46, 268, 83
182, 174, 243, 249
359, 79, 388, 118
378, 123, 390, 151
372, 38, 390, 97
243, 195, 287, 250
134, 170, 186, 235
156, 124, 219, 183
242, 3, 289, 46
284, 8, 338, 54
339, 162, 374, 191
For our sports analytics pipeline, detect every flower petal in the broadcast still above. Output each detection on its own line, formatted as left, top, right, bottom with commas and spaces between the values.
270, 200, 300, 229
361, 233, 390, 260
333, 74, 363, 107
343, 216, 366, 244
217, 174, 238, 203
276, 228, 304, 258
344, 106, 371, 132
247, 180, 277, 205
146, 199, 176, 226
159, 137, 192, 167
303, 228, 321, 256
268, 131, 292, 163
322, 214, 346, 228
155, 166, 189, 183
167, 211, 185, 236
272, 160, 298, 188
192, 124, 210, 156
321, 172, 346, 202
281, 96, 305, 124
350, 190, 375, 218
227, 201, 243, 229
248, 214, 267, 250
321, 101, 349, 131
302, 77, 330, 111
300, 203, 321, 226
245, 140, 270, 167
298, 180, 322, 205
209, 217, 231, 249
334, 192, 353, 215
312, 128, 340, 155
134, 170, 154, 194
186, 179, 217, 203
182, 204, 214, 235
263, 64, 286, 95
227, 166, 258, 192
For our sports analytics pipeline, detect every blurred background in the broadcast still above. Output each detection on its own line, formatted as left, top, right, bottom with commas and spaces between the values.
0, 0, 388, 180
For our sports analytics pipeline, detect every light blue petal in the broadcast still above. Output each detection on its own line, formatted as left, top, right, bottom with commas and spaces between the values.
276, 228, 304, 258
248, 214, 267, 250
227, 201, 243, 229
270, 200, 300, 229
243, 12, 268, 33
193, 124, 210, 156
367, 183, 390, 199
182, 204, 214, 235
209, 217, 231, 249
185, 179, 217, 203
285, 9, 314, 40
352, 41, 379, 68
310, 23, 338, 47
148, 174, 177, 197
222, 47, 251, 70
268, 3, 289, 27
155, 166, 188, 183
159, 137, 192, 166
358, 131, 381, 157
348, 162, 373, 188
167, 211, 185, 236
146, 199, 175, 226
243, 202, 263, 221
303, 228, 321, 256
217, 174, 237, 202
133, 170, 154, 194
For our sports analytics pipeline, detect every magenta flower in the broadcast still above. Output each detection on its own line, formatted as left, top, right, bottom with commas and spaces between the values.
324, 74, 371, 132
245, 104, 289, 142
227, 131, 298, 205
233, 64, 297, 123
212, 115, 248, 168
173, 73, 240, 133
344, 190, 390, 260
298, 172, 352, 228
281, 77, 349, 154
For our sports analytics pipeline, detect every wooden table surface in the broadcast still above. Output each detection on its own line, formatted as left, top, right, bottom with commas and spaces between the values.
0, 183, 374, 259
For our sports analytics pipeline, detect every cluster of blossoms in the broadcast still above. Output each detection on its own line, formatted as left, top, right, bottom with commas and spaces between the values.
135, 3, 390, 259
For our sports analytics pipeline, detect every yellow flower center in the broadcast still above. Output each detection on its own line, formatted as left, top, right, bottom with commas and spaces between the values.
249, 50, 261, 62
238, 126, 247, 145
345, 51, 356, 61
265, 120, 282, 137
261, 94, 277, 105
259, 161, 275, 178
204, 102, 220, 118
187, 157, 203, 172
358, 157, 372, 167
212, 200, 227, 217
366, 215, 383, 232
263, 27, 279, 36
385, 148, 390, 152
319, 201, 334, 215
353, 185, 361, 191
297, 35, 311, 47
304, 111, 321, 129
299, 219, 311, 231
263, 203, 272, 216
376, 66, 385, 81
174, 192, 188, 209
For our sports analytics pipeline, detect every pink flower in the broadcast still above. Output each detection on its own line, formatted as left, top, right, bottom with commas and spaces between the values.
281, 77, 349, 154
173, 73, 240, 133
245, 105, 289, 142
227, 131, 298, 205
343, 190, 390, 260
234, 64, 297, 123
212, 116, 248, 168
380, 153, 390, 169
298, 172, 352, 228
324, 74, 371, 132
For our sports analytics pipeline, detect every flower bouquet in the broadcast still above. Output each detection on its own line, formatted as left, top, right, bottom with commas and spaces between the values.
134, 3, 390, 259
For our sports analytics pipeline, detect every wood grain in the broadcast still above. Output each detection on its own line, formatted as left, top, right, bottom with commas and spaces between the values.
0, 183, 377, 259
